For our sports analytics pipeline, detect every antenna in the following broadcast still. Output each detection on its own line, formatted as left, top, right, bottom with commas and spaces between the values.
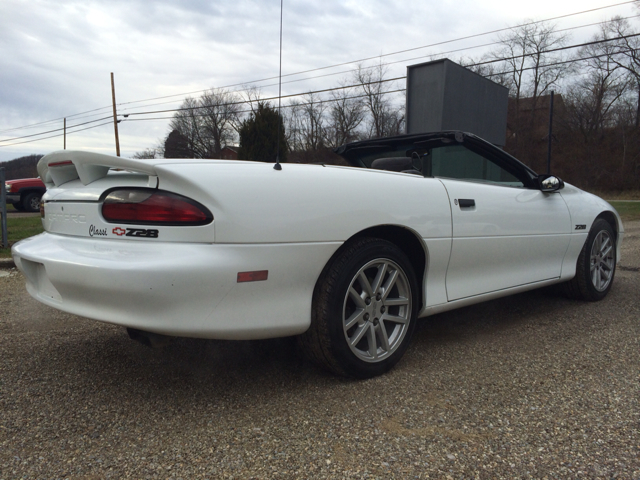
274, 0, 283, 171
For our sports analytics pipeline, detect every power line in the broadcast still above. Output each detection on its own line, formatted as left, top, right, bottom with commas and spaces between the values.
3, 32, 637, 148
123, 77, 406, 118
113, 13, 640, 120
0, 116, 113, 144
0, 121, 113, 148
14, 41, 633, 139
124, 88, 409, 123
252, 0, 638, 79
2, 2, 638, 144
107, 13, 640, 120
0, 105, 114, 136
485, 47, 637, 78
472, 33, 640, 68
103, 32, 640, 121
126, 45, 637, 125
9, 38, 629, 141
32, 41, 629, 148
73, 1, 640, 114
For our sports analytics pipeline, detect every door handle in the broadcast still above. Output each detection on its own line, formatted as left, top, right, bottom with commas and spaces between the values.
457, 198, 475, 208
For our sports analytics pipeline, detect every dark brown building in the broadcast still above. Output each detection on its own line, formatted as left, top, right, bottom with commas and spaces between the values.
219, 146, 239, 160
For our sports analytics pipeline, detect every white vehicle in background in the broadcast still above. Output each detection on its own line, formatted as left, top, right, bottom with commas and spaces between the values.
12, 131, 623, 378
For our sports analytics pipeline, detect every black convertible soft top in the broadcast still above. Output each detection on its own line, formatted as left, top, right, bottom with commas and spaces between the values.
334, 130, 539, 187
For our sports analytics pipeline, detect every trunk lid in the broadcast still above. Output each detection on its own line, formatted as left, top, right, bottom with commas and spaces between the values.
39, 151, 216, 243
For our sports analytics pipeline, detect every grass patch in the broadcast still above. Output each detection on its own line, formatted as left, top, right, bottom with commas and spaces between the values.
608, 201, 640, 222
587, 189, 640, 200
0, 215, 44, 258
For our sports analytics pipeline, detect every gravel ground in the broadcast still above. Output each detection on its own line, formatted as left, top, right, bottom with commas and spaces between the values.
1, 222, 639, 479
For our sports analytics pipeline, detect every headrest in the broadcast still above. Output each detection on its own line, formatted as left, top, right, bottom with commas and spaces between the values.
370, 157, 412, 172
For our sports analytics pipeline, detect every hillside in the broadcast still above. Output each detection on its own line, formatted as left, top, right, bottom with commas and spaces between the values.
0, 154, 43, 180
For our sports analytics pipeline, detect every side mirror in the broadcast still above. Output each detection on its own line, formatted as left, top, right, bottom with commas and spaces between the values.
538, 174, 564, 192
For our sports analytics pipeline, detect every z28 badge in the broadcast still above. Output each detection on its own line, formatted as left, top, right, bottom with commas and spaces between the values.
125, 228, 159, 238
111, 227, 159, 238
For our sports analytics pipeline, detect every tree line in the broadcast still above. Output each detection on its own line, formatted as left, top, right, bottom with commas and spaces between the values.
137, 15, 640, 191
138, 62, 405, 166
0, 154, 43, 180
463, 15, 640, 190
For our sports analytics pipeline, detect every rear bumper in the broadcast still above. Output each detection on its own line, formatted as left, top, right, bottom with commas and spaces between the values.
12, 233, 340, 339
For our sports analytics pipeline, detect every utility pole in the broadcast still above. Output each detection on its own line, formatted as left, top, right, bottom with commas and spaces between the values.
64, 118, 66, 150
111, 72, 121, 157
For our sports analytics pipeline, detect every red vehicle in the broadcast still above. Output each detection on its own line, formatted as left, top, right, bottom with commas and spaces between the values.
4, 178, 46, 212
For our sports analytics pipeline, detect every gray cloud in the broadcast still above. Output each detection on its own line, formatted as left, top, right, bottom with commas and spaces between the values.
1, 0, 635, 161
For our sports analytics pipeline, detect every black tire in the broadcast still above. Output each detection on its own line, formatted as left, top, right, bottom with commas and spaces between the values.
563, 218, 616, 301
11, 202, 25, 212
22, 192, 41, 213
299, 237, 419, 378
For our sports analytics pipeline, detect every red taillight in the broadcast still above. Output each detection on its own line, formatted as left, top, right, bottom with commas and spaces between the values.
101, 189, 213, 226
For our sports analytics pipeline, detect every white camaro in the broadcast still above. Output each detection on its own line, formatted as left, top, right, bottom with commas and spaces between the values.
12, 131, 623, 378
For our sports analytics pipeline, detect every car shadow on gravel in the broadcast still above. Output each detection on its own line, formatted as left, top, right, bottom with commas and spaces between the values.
26, 286, 579, 396
4, 281, 624, 432
412, 286, 571, 344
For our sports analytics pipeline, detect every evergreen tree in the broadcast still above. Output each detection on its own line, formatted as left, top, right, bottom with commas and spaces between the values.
163, 129, 192, 158
238, 103, 288, 163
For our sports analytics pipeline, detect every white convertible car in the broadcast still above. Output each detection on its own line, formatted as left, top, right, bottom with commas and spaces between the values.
12, 131, 623, 378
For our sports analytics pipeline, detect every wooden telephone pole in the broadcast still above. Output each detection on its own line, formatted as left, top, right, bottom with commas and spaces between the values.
111, 72, 120, 157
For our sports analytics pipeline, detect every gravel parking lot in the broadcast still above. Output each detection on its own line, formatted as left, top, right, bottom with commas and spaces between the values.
1, 222, 639, 479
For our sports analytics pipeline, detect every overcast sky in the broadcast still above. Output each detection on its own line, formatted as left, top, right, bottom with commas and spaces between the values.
0, 0, 638, 162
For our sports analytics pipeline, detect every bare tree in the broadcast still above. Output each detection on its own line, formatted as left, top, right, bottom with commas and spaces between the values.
169, 97, 208, 158
284, 100, 304, 153
299, 92, 327, 151
132, 148, 159, 159
492, 21, 571, 157
353, 61, 404, 139
601, 16, 640, 180
283, 93, 328, 158
525, 25, 570, 103
199, 88, 242, 157
564, 24, 629, 142
168, 89, 242, 158
326, 81, 365, 147
495, 21, 569, 100
604, 16, 640, 127
242, 85, 264, 116
458, 56, 511, 88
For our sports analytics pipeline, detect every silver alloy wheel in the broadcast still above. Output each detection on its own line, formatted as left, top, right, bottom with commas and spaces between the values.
590, 230, 615, 292
29, 196, 40, 211
342, 258, 412, 363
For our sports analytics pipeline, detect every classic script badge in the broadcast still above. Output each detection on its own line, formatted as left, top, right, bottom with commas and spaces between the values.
89, 225, 108, 237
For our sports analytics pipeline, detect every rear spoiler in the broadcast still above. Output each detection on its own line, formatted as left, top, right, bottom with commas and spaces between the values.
38, 151, 171, 188
38, 151, 256, 188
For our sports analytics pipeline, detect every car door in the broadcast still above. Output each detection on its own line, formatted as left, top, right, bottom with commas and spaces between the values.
428, 143, 572, 301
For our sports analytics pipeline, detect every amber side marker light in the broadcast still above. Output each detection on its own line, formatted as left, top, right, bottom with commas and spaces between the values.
237, 270, 269, 283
